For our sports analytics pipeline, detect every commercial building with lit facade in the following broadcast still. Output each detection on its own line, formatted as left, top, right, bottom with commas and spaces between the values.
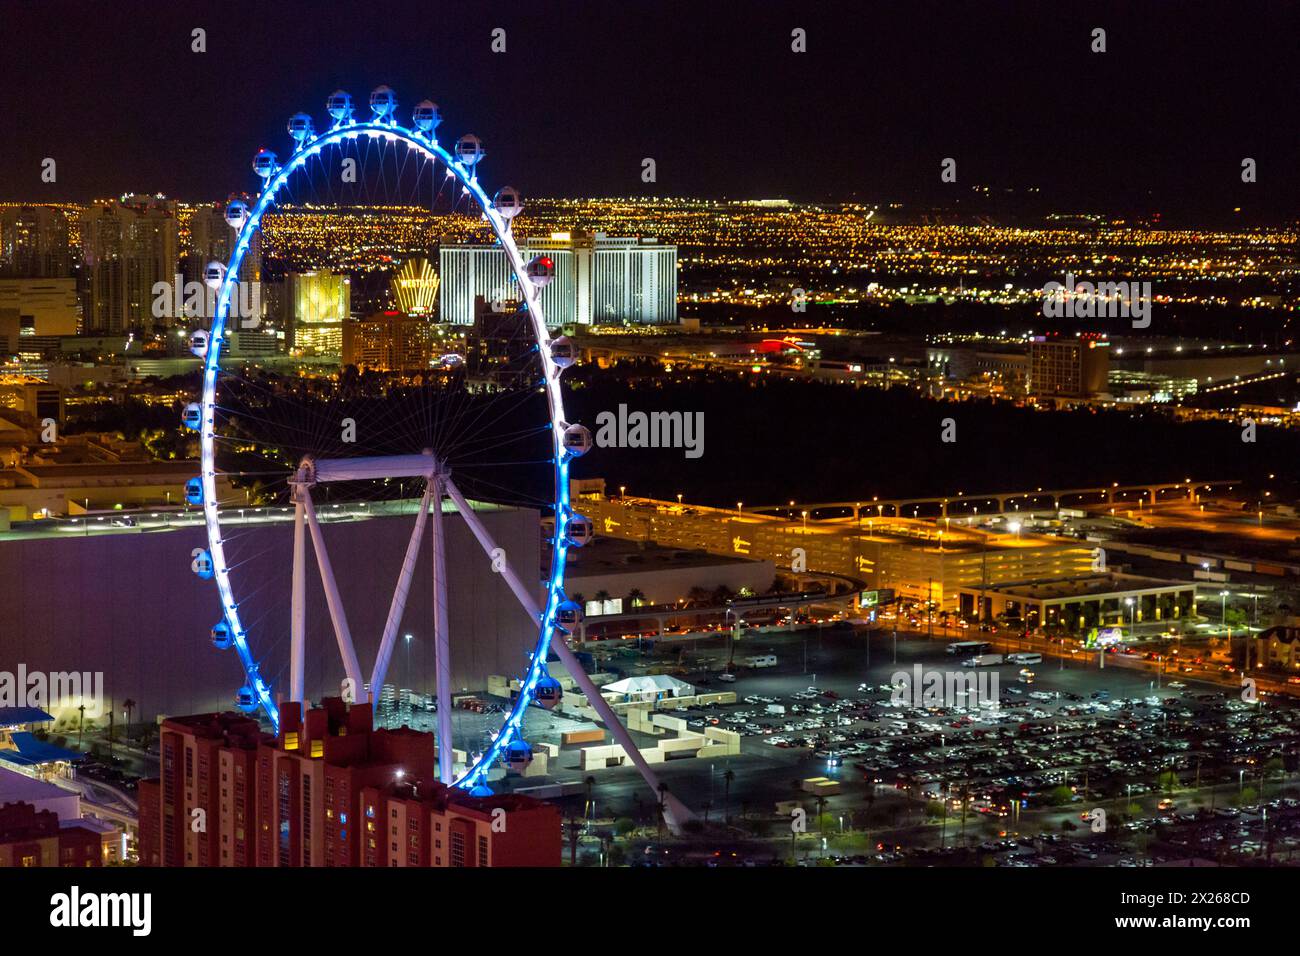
440, 231, 677, 326
81, 196, 179, 334
1028, 336, 1110, 398
391, 258, 439, 316
185, 201, 262, 287
954, 573, 1197, 631
0, 205, 71, 279
0, 279, 80, 350
574, 485, 1098, 612
137, 699, 560, 867
342, 311, 435, 372
465, 295, 536, 388
287, 270, 350, 357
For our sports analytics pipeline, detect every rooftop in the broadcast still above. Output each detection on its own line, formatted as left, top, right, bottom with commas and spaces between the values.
558, 535, 759, 577
977, 574, 1193, 600
0, 766, 74, 805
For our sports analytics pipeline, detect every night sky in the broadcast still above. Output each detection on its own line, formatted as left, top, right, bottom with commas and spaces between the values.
2, 0, 1297, 221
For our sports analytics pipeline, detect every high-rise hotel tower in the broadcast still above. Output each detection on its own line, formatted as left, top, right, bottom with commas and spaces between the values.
439, 230, 676, 326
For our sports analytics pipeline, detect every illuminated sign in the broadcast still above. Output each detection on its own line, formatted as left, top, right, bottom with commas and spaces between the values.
1085, 626, 1124, 647
859, 588, 896, 607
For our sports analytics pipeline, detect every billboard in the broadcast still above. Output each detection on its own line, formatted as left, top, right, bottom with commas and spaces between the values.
860, 588, 897, 608
1084, 625, 1124, 648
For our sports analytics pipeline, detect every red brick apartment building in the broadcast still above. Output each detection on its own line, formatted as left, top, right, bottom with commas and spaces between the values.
0, 802, 103, 867
138, 698, 560, 867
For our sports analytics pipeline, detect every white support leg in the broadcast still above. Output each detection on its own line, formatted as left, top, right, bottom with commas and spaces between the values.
442, 482, 693, 829
301, 492, 367, 704
430, 478, 454, 784
370, 483, 435, 695
289, 492, 307, 703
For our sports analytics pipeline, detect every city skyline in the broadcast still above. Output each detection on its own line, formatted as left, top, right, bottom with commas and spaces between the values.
5, 2, 1300, 921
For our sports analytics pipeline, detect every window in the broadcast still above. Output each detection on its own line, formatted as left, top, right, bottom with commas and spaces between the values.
277, 772, 292, 867
478, 835, 489, 867
450, 831, 465, 867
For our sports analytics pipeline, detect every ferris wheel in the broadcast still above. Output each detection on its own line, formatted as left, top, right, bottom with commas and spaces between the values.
182, 86, 689, 823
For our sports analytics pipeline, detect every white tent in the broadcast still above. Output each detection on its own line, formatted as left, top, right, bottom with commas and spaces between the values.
601, 674, 695, 702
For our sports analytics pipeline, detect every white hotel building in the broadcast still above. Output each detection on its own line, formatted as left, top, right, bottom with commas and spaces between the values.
439, 231, 677, 326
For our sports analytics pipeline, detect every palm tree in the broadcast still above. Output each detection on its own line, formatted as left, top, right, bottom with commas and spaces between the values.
123, 698, 136, 736
723, 768, 735, 823
584, 775, 596, 822
656, 783, 668, 837
627, 588, 646, 608
686, 586, 712, 608
76, 703, 86, 750
565, 816, 583, 866
594, 589, 611, 603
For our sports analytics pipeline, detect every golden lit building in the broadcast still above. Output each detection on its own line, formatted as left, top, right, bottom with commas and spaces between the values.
288, 270, 350, 357
574, 487, 1097, 612
391, 258, 439, 316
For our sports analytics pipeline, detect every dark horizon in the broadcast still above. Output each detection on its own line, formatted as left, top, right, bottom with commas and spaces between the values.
1, 0, 1297, 225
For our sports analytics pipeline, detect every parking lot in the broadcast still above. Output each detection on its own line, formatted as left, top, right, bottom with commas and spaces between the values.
568, 620, 1300, 864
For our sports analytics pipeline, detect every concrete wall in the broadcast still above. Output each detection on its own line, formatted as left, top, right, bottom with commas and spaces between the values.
566, 558, 776, 609
577, 723, 737, 770
0, 506, 540, 723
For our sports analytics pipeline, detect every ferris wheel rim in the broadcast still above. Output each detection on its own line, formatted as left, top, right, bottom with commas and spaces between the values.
196, 109, 573, 791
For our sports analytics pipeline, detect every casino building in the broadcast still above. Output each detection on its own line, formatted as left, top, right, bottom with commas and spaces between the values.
440, 230, 677, 326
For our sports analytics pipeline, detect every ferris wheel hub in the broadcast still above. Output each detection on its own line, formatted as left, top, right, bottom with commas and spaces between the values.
290, 453, 447, 488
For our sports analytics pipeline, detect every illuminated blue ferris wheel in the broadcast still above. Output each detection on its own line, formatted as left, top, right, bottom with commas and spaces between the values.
180, 87, 688, 819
